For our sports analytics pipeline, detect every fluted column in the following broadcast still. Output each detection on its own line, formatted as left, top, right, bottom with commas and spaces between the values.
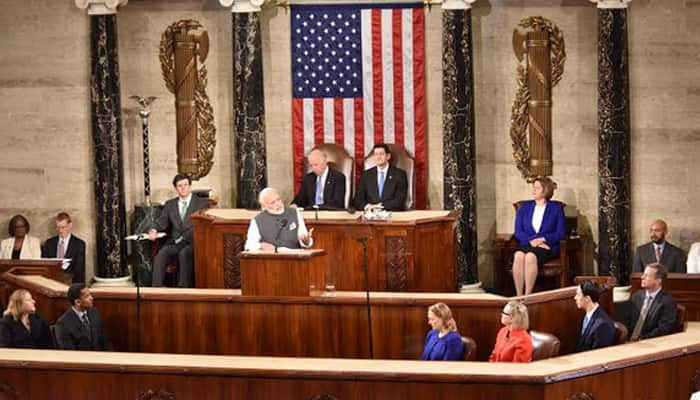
221, 0, 267, 208
592, 0, 632, 284
76, 0, 129, 279
442, 0, 477, 287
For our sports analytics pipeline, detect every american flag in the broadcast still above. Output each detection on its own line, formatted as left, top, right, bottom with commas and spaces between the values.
291, 3, 426, 209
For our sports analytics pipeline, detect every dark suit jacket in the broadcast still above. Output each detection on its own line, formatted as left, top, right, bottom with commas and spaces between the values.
55, 307, 112, 351
353, 165, 408, 211
0, 314, 53, 349
149, 195, 209, 245
42, 235, 86, 284
514, 200, 567, 256
624, 289, 677, 340
292, 168, 346, 209
632, 241, 686, 273
575, 307, 616, 352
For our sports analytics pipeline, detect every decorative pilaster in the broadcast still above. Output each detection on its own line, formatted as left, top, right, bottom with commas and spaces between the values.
442, 0, 477, 287
76, 0, 129, 279
592, 0, 632, 284
221, 0, 267, 209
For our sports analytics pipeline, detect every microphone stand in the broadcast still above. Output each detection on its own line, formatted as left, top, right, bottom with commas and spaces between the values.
134, 259, 141, 352
356, 236, 374, 359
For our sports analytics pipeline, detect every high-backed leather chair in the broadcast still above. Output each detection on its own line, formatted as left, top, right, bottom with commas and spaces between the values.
530, 330, 561, 361
676, 304, 687, 333
461, 336, 477, 361
613, 321, 628, 345
363, 143, 415, 210
305, 143, 354, 209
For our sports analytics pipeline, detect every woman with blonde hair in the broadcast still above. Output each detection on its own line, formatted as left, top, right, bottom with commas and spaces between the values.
420, 302, 464, 361
0, 289, 52, 348
489, 300, 532, 363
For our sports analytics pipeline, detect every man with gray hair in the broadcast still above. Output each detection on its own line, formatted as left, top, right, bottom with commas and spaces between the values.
244, 188, 313, 251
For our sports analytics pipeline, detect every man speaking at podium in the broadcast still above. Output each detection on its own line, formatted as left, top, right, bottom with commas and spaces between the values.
245, 188, 313, 251
291, 148, 346, 210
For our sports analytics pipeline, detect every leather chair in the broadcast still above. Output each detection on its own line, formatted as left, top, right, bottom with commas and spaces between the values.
676, 304, 687, 333
363, 143, 415, 210
613, 321, 628, 345
530, 330, 561, 361
305, 143, 354, 209
461, 336, 477, 361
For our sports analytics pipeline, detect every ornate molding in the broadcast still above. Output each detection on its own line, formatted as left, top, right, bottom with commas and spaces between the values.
565, 393, 594, 400
137, 388, 175, 400
75, 0, 128, 15
385, 236, 408, 291
223, 233, 244, 288
590, 0, 631, 9
220, 0, 264, 13
0, 383, 17, 400
441, 0, 476, 10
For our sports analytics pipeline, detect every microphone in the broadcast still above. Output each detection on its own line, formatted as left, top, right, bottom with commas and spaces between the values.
273, 218, 289, 253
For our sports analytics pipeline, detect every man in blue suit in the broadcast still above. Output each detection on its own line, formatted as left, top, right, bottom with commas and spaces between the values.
574, 280, 616, 352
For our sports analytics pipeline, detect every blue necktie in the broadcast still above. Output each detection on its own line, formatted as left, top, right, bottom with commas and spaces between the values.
378, 170, 386, 198
581, 315, 590, 335
314, 176, 323, 205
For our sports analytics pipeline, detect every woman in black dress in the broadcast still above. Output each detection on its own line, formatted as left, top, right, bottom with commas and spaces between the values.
0, 289, 53, 349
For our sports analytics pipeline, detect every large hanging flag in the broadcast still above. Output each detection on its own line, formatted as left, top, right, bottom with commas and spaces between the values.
291, 3, 426, 209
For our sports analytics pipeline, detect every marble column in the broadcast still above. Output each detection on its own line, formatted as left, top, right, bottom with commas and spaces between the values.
442, 0, 478, 286
221, 0, 268, 209
592, 0, 632, 284
76, 0, 129, 279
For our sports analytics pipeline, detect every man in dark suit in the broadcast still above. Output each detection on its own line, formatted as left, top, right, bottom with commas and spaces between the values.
632, 219, 686, 273
41, 212, 86, 284
625, 263, 678, 341
55, 283, 111, 351
146, 174, 209, 287
291, 148, 346, 210
574, 280, 616, 352
353, 143, 408, 211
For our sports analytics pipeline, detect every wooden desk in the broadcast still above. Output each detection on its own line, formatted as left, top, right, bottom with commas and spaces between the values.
631, 272, 700, 320
191, 209, 457, 291
1, 324, 699, 399
239, 249, 327, 296
1, 272, 611, 361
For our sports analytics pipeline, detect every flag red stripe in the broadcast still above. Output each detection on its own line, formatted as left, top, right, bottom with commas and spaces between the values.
354, 98, 365, 189
313, 98, 324, 145
392, 9, 405, 147
371, 9, 384, 144
412, 8, 426, 209
334, 99, 344, 145
292, 98, 306, 194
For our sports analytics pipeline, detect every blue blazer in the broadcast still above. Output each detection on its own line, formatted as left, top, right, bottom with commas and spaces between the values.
420, 329, 464, 361
514, 200, 566, 256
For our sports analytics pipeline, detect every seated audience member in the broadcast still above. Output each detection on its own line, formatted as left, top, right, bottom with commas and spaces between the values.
420, 302, 465, 361
632, 219, 686, 273
489, 301, 533, 363
687, 242, 700, 274
625, 263, 677, 341
574, 280, 616, 352
145, 174, 209, 288
244, 187, 313, 251
55, 283, 112, 351
41, 212, 87, 284
353, 143, 408, 212
0, 214, 42, 260
291, 148, 346, 210
512, 177, 566, 296
0, 289, 52, 349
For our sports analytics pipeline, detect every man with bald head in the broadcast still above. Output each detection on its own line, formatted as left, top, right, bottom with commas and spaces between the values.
632, 219, 686, 273
291, 148, 346, 210
245, 188, 313, 251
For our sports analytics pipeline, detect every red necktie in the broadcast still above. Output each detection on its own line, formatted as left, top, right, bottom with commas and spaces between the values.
655, 246, 661, 263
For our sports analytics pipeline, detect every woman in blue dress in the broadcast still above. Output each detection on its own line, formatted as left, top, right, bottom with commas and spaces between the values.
420, 302, 464, 361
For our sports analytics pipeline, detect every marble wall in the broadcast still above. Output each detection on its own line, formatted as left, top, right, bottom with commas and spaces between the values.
0, 0, 698, 286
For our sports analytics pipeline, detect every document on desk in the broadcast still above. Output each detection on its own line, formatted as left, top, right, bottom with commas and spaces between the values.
125, 232, 166, 241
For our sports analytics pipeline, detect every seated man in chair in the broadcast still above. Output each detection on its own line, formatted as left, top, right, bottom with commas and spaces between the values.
291, 148, 346, 210
354, 143, 408, 212
145, 174, 209, 288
